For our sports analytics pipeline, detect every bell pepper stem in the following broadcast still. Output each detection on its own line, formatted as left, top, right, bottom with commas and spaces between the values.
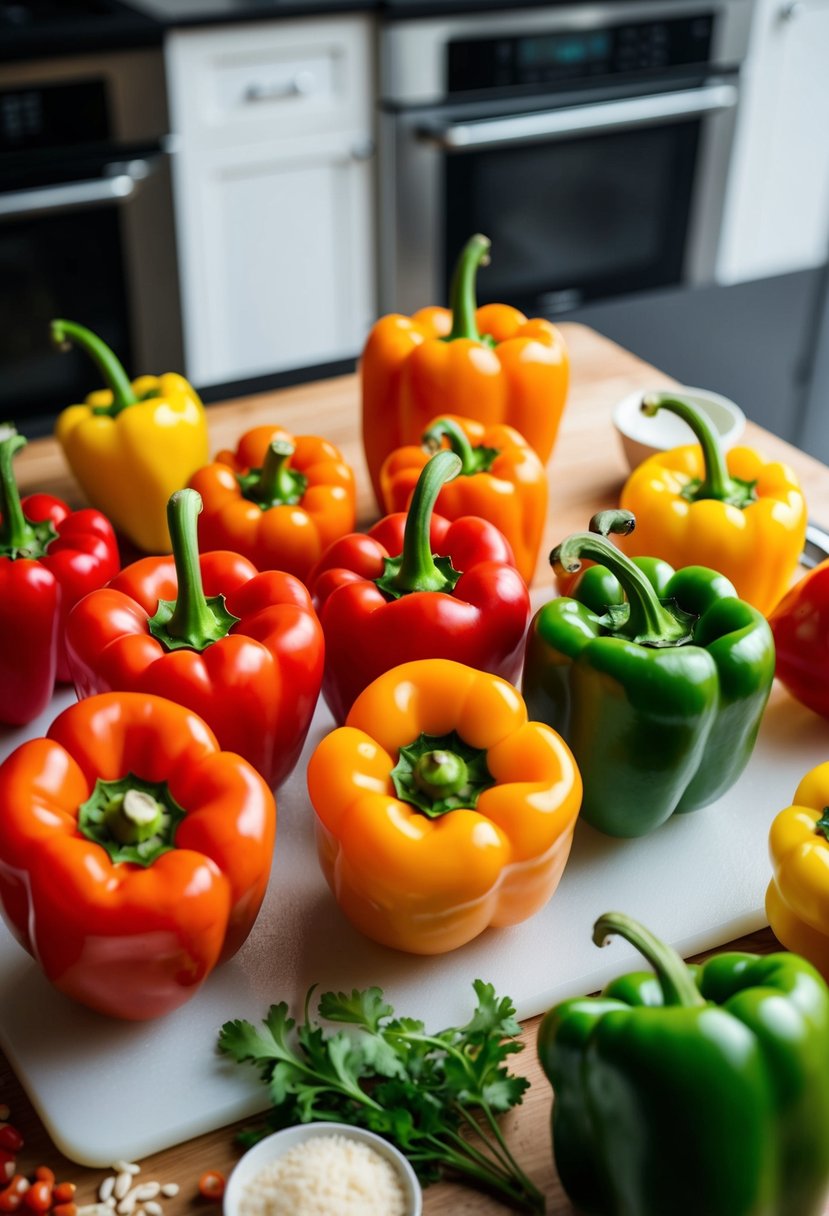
147, 489, 240, 652
414, 750, 469, 800
593, 912, 705, 1008
51, 319, 137, 415
240, 439, 307, 508
551, 510, 690, 646
382, 450, 463, 596
641, 393, 738, 503
423, 418, 475, 472
446, 234, 490, 343
0, 430, 37, 556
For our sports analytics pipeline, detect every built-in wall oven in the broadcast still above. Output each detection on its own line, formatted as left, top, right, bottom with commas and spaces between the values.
0, 47, 182, 435
379, 0, 754, 317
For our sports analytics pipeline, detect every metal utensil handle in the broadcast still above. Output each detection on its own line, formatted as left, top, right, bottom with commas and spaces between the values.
417, 83, 739, 152
0, 157, 159, 222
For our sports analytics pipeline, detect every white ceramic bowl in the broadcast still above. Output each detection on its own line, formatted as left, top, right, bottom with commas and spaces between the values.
612, 386, 746, 471
223, 1122, 423, 1216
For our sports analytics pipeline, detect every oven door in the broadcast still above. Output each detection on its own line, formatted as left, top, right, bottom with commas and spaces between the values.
0, 148, 182, 436
382, 77, 738, 317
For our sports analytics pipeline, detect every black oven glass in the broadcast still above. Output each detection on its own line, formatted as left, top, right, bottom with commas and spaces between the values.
0, 206, 132, 435
445, 119, 699, 315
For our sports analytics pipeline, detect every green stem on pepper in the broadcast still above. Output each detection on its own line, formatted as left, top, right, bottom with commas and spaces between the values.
551, 509, 694, 648
641, 393, 756, 508
51, 319, 137, 416
593, 912, 705, 1009
445, 234, 491, 344
0, 428, 56, 560
148, 489, 240, 652
375, 450, 463, 600
237, 440, 308, 509
422, 417, 500, 476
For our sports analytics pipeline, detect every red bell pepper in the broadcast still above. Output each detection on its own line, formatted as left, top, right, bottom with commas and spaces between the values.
0, 427, 119, 724
65, 489, 323, 789
0, 692, 275, 1020
309, 450, 530, 723
770, 560, 829, 717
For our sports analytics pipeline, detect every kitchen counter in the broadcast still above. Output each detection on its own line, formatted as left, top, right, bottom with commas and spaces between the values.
3, 323, 829, 1215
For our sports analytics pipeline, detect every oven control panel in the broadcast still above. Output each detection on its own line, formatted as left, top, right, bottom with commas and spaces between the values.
448, 14, 715, 93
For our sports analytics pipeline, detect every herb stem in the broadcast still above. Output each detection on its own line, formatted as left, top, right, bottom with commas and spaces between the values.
418, 1139, 544, 1213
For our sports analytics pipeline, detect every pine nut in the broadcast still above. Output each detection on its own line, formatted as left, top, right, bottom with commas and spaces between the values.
160, 1186, 178, 1199
132, 1185, 159, 1202
97, 1181, 114, 1205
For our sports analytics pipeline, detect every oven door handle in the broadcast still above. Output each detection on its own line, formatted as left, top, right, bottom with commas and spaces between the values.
416, 83, 739, 152
0, 157, 161, 222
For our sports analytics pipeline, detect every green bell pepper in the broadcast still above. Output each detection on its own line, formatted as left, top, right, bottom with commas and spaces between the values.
522, 509, 774, 837
538, 912, 829, 1216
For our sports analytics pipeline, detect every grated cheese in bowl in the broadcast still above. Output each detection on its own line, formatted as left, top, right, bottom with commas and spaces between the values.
223, 1124, 421, 1216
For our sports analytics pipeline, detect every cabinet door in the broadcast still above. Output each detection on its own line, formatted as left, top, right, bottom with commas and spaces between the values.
718, 0, 829, 282
175, 138, 374, 387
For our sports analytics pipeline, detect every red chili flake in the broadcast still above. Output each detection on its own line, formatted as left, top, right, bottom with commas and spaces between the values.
0, 1131, 23, 1157
52, 1185, 76, 1205
0, 1176, 30, 1212
22, 1181, 52, 1213
198, 1172, 225, 1202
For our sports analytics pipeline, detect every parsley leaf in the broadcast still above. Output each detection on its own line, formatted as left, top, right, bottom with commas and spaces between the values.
219, 982, 544, 1213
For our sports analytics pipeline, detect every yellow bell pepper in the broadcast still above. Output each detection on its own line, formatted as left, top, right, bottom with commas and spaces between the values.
306, 658, 582, 954
52, 320, 208, 553
619, 393, 806, 615
767, 762, 829, 980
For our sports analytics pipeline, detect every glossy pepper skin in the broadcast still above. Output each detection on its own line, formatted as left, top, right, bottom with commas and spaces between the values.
522, 510, 775, 837
361, 234, 569, 507
619, 392, 807, 615
66, 489, 323, 790
769, 560, 829, 717
767, 763, 829, 980
309, 450, 530, 724
379, 414, 547, 585
188, 425, 355, 585
52, 320, 209, 554
538, 912, 829, 1216
307, 659, 581, 954
0, 429, 119, 723
0, 692, 275, 1021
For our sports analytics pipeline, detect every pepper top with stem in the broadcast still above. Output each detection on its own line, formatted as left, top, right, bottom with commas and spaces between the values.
641, 392, 756, 508
422, 417, 500, 477
51, 320, 138, 417
0, 428, 56, 560
237, 439, 309, 509
593, 912, 706, 1008
551, 509, 694, 647
147, 489, 240, 651
375, 450, 463, 599
444, 234, 492, 344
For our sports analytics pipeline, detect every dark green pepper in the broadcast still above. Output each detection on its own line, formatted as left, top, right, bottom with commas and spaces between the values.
522, 509, 774, 837
538, 912, 829, 1216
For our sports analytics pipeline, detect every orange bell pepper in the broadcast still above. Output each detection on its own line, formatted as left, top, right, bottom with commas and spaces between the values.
767, 762, 829, 980
306, 658, 581, 955
379, 414, 548, 584
361, 234, 569, 507
0, 692, 275, 1020
189, 425, 355, 584
619, 393, 807, 615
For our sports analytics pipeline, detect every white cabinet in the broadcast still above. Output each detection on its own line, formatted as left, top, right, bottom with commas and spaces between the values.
166, 17, 376, 387
717, 0, 829, 283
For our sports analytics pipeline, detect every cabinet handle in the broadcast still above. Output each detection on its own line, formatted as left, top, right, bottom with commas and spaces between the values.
244, 72, 316, 103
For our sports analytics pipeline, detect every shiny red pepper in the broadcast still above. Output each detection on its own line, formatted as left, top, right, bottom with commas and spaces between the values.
0, 427, 119, 724
770, 560, 829, 718
65, 490, 323, 789
309, 451, 530, 723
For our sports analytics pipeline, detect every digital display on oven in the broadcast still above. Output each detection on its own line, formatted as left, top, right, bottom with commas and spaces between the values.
517, 31, 612, 70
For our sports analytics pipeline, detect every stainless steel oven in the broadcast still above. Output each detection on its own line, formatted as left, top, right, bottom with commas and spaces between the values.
0, 47, 182, 434
379, 0, 755, 317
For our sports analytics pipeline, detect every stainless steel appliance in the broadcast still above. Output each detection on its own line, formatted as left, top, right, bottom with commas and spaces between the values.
379, 0, 755, 317
0, 42, 181, 433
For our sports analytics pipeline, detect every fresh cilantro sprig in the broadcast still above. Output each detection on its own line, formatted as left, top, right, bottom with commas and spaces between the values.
218, 980, 545, 1213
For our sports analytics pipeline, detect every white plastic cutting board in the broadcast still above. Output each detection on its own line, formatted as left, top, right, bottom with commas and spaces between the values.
1, 601, 826, 1166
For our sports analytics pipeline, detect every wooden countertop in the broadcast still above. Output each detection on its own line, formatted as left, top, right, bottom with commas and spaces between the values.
4, 323, 828, 1215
